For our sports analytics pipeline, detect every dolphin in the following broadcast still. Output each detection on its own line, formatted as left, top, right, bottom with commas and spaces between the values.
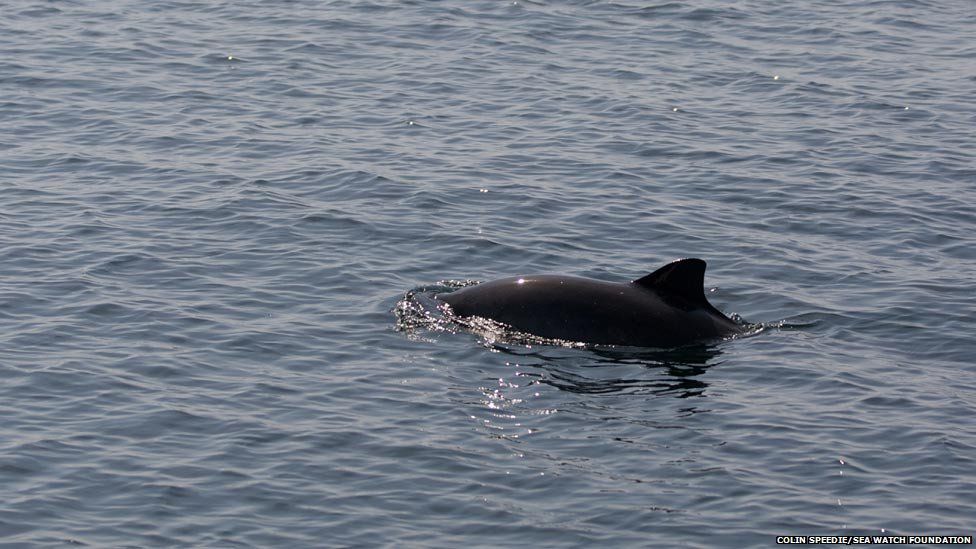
436, 258, 743, 347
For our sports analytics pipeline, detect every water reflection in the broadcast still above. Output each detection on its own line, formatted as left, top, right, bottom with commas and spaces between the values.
489, 344, 723, 398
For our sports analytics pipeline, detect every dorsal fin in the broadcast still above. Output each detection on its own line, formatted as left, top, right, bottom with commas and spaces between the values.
632, 258, 707, 304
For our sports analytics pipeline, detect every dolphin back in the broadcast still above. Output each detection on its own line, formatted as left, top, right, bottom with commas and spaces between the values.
438, 258, 742, 347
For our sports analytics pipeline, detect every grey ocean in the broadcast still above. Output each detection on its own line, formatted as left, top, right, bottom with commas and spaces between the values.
2, 0, 974, 546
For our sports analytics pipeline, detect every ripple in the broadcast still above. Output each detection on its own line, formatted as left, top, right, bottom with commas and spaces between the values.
1, 0, 975, 545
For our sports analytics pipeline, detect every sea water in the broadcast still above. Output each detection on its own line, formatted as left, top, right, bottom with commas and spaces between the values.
1, 0, 974, 546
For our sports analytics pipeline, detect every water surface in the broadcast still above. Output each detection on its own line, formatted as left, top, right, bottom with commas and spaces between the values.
1, 0, 974, 546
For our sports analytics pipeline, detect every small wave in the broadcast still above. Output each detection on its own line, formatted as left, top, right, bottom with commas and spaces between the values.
392, 281, 476, 341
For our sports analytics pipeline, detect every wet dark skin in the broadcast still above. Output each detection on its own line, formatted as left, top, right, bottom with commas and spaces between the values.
437, 258, 743, 348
